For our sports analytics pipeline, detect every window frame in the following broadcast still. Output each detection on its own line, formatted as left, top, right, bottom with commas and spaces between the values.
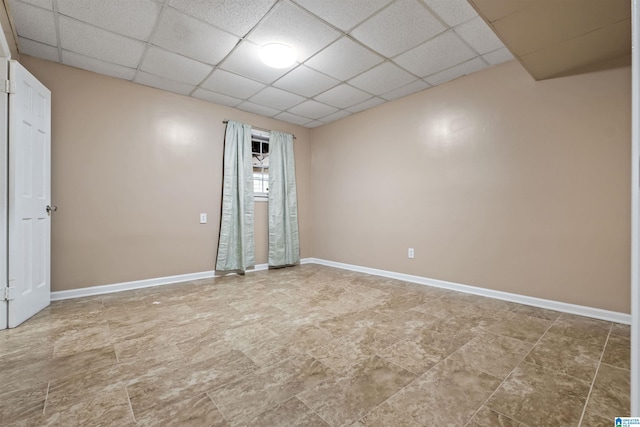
251, 130, 270, 201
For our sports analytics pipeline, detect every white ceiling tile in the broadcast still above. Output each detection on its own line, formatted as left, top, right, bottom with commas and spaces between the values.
237, 101, 280, 117
248, 1, 340, 62
62, 50, 136, 80
153, 8, 239, 65
18, 37, 59, 62
220, 41, 294, 84
314, 84, 371, 109
380, 79, 430, 101
273, 111, 312, 126
305, 37, 383, 81
483, 47, 515, 65
454, 16, 504, 54
394, 31, 476, 77
169, 0, 276, 38
273, 65, 339, 98
346, 96, 386, 113
349, 62, 416, 95
134, 71, 196, 95
59, 16, 146, 67
11, 0, 51, 10
141, 46, 213, 85
320, 109, 353, 123
422, 0, 477, 26
7, 0, 513, 125
201, 69, 265, 99
350, 0, 445, 57
425, 57, 487, 86
57, 0, 160, 41
249, 87, 306, 110
293, 0, 392, 31
10, 1, 56, 45
192, 88, 242, 107
288, 100, 338, 120
305, 120, 325, 128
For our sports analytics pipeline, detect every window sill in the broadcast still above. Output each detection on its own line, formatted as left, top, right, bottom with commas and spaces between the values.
254, 195, 269, 203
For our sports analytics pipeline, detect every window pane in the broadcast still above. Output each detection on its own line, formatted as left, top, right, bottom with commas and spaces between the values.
252, 136, 269, 196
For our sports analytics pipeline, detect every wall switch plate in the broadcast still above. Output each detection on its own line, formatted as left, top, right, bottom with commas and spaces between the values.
200, 213, 207, 224
408, 248, 414, 259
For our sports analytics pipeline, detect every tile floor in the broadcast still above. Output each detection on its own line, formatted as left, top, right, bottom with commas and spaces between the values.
0, 264, 631, 426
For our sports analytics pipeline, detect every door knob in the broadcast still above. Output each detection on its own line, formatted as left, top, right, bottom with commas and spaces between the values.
46, 205, 57, 214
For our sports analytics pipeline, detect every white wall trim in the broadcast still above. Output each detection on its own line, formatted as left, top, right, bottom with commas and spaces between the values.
51, 257, 630, 325
631, 0, 639, 415
306, 258, 632, 325
50, 262, 276, 301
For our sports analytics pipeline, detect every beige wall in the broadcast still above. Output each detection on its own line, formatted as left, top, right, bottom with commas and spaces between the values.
311, 60, 631, 313
21, 56, 312, 292
19, 55, 631, 313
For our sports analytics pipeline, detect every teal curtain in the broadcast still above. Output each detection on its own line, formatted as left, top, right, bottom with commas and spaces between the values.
216, 121, 255, 272
268, 131, 299, 267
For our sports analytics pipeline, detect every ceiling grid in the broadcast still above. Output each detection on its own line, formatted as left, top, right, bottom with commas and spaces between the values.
8, 0, 515, 127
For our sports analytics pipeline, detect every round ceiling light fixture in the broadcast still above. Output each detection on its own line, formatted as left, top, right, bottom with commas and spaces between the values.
259, 43, 297, 69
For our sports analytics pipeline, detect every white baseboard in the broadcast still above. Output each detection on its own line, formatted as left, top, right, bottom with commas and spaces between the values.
305, 258, 632, 325
50, 261, 276, 301
51, 257, 631, 325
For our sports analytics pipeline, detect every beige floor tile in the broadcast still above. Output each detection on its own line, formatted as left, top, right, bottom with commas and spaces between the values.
509, 304, 562, 321
524, 331, 604, 381
136, 393, 228, 427
298, 355, 416, 427
486, 312, 553, 343
548, 314, 611, 344
468, 406, 527, 427
248, 396, 329, 427
449, 331, 533, 379
43, 387, 135, 426
610, 323, 630, 338
243, 325, 332, 367
388, 357, 502, 425
128, 349, 257, 418
359, 402, 421, 427
0, 382, 48, 425
208, 355, 334, 425
377, 319, 476, 375
46, 363, 131, 410
585, 363, 630, 419
0, 266, 631, 427
580, 410, 611, 427
0, 346, 117, 390
601, 334, 630, 370
115, 333, 183, 363
487, 361, 590, 425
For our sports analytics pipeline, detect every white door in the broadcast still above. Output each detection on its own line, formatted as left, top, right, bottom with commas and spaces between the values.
7, 59, 51, 328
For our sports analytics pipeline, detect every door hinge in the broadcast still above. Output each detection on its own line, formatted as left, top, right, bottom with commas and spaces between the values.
1, 79, 14, 94
3, 286, 15, 301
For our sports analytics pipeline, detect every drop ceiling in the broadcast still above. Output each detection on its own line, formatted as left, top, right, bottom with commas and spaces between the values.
5, 0, 514, 128
469, 0, 631, 80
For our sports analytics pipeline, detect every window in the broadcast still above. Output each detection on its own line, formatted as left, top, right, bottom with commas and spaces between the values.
252, 130, 269, 199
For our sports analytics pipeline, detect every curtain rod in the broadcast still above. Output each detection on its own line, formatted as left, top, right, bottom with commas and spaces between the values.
222, 120, 296, 139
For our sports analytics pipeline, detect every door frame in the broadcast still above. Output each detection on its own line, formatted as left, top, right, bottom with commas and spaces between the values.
632, 0, 639, 416
0, 5, 11, 331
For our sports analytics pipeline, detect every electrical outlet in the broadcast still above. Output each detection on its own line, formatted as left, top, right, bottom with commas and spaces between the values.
408, 248, 414, 259
200, 213, 207, 224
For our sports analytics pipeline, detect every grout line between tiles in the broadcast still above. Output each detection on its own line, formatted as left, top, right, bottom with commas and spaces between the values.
462, 317, 558, 426
124, 384, 136, 423
352, 353, 444, 426
42, 381, 50, 416
206, 392, 232, 426
577, 323, 613, 427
